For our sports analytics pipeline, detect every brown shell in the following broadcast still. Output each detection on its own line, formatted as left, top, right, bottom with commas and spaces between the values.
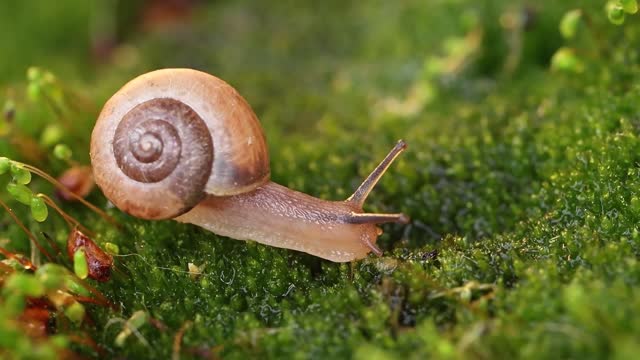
90, 69, 270, 219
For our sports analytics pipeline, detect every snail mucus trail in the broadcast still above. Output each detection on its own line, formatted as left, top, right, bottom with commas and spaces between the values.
90, 68, 409, 262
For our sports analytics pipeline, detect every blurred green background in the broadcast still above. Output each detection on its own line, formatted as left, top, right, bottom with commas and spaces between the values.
2, 0, 640, 359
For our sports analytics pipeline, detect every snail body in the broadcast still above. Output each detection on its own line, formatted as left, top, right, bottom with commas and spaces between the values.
91, 69, 407, 262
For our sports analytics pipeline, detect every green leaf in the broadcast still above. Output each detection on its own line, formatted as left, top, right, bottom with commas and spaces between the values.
550, 47, 584, 73
6, 182, 33, 205
621, 0, 638, 14
73, 247, 89, 279
9, 163, 31, 184
608, 2, 626, 25
30, 195, 48, 222
559, 10, 582, 39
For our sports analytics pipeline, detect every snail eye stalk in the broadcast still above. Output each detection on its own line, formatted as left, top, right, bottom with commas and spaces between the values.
345, 140, 409, 225
347, 140, 407, 207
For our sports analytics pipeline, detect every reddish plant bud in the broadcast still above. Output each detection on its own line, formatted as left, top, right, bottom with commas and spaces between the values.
57, 166, 95, 201
67, 229, 113, 282
19, 298, 56, 338
20, 306, 55, 338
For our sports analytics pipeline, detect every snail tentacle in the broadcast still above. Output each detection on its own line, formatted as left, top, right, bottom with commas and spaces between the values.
344, 212, 410, 225
347, 140, 407, 207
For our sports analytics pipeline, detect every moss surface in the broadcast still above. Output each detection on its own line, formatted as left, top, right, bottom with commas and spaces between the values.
1, 0, 640, 359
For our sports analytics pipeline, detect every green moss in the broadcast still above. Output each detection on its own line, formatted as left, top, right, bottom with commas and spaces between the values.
2, 0, 640, 358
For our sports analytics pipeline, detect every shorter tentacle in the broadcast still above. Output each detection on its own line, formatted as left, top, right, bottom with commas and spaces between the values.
345, 212, 410, 225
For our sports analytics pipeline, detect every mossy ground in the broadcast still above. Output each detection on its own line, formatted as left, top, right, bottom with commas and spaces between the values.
1, 0, 640, 359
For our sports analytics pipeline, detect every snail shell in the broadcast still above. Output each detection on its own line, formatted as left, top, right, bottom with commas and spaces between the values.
91, 68, 409, 262
90, 69, 270, 219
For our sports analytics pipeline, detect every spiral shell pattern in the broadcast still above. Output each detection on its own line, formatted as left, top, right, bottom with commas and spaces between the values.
90, 69, 270, 220
94, 98, 213, 219
112, 98, 212, 185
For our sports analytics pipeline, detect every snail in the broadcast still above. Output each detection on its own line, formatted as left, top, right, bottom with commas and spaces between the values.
90, 68, 408, 262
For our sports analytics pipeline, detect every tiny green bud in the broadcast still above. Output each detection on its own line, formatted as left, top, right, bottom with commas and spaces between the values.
40, 124, 64, 147
73, 247, 89, 279
621, 0, 638, 14
559, 9, 582, 39
608, 3, 626, 25
0, 157, 10, 174
64, 301, 85, 324
30, 195, 49, 222
551, 47, 584, 73
27, 67, 43, 82
6, 182, 33, 205
53, 144, 72, 161
200, 277, 210, 289
105, 242, 120, 255
4, 273, 45, 297
10, 163, 31, 184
